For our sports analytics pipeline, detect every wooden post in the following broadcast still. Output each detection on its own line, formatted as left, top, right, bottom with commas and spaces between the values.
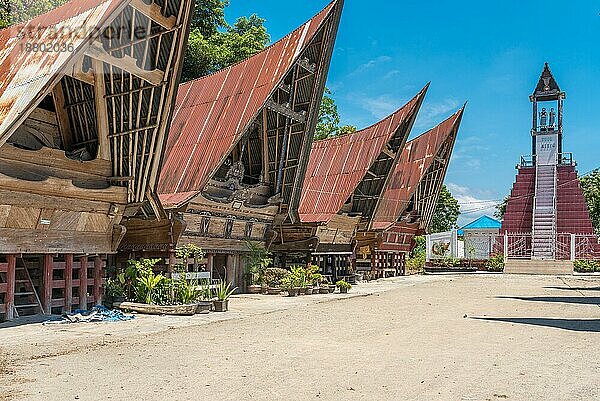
93, 256, 103, 305
207, 254, 214, 280
5, 255, 16, 320
42, 255, 53, 315
64, 254, 73, 313
226, 254, 234, 285
79, 256, 88, 310
168, 251, 176, 275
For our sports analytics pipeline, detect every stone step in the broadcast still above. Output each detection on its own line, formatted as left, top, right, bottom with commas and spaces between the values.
505, 260, 573, 275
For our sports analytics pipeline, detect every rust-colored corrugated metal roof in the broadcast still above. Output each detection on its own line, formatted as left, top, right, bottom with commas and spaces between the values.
371, 106, 465, 231
157, 0, 340, 206
298, 87, 427, 224
0, 0, 128, 147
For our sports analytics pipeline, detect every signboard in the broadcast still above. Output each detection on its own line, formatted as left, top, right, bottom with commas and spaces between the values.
536, 134, 558, 165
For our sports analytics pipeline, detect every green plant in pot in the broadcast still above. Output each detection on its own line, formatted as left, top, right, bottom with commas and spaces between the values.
319, 279, 331, 294
263, 267, 289, 294
336, 280, 352, 294
105, 272, 126, 307
213, 280, 237, 312
245, 241, 272, 294
281, 275, 298, 297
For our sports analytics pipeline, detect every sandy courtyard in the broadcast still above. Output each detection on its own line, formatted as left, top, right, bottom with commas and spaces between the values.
1, 274, 599, 400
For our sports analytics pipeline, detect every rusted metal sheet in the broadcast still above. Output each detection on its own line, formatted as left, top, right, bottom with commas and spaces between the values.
298, 88, 427, 224
0, 0, 127, 147
157, 1, 338, 201
372, 107, 465, 231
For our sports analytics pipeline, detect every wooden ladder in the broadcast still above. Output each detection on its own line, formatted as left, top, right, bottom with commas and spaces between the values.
13, 258, 43, 317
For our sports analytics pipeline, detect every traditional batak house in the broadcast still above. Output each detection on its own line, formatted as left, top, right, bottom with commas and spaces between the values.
153, 1, 344, 288
0, 0, 193, 320
357, 107, 465, 277
271, 86, 428, 280
502, 63, 599, 273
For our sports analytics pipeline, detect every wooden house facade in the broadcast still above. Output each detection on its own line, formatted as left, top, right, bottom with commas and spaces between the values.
0, 0, 193, 320
356, 107, 465, 276
271, 86, 428, 280
150, 1, 344, 288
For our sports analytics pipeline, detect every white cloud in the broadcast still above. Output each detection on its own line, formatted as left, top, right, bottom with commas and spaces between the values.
414, 98, 460, 130
349, 55, 392, 76
360, 94, 402, 119
447, 183, 500, 226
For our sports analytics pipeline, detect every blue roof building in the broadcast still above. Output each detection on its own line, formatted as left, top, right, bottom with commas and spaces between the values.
458, 215, 502, 236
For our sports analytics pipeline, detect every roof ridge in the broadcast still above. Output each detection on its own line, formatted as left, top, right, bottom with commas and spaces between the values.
313, 82, 429, 145
178, 0, 338, 87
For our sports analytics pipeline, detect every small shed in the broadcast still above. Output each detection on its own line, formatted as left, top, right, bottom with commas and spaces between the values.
459, 215, 502, 260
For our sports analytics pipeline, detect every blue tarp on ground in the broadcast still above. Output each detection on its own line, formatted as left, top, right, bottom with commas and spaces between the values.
43, 305, 135, 324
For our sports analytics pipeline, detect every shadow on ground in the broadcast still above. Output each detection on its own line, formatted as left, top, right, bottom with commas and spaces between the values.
471, 317, 600, 332
497, 296, 600, 305
0, 314, 47, 329
544, 286, 600, 292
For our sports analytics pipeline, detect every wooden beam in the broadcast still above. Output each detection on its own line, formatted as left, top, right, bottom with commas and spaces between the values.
5, 255, 15, 320
262, 108, 269, 183
381, 147, 396, 159
65, 57, 95, 86
93, 256, 103, 305
85, 42, 164, 86
92, 59, 111, 160
130, 0, 177, 29
42, 254, 53, 314
65, 254, 73, 313
79, 256, 88, 310
52, 84, 73, 151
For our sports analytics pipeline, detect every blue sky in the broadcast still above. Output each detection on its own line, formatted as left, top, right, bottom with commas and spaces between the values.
226, 1, 600, 225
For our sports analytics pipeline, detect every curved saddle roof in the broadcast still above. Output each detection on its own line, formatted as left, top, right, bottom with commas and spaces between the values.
298, 85, 428, 224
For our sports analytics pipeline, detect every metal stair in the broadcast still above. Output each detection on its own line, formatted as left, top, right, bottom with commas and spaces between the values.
532, 164, 557, 259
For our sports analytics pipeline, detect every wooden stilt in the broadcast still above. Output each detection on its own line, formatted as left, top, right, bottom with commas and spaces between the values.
5, 255, 16, 320
42, 254, 53, 314
79, 256, 88, 310
93, 256, 103, 305
207, 254, 214, 282
168, 251, 176, 275
65, 254, 73, 313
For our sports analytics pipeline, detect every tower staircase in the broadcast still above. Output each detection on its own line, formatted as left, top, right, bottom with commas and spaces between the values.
532, 164, 557, 259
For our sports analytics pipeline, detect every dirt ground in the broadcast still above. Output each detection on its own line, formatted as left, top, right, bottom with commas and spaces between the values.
1, 274, 599, 401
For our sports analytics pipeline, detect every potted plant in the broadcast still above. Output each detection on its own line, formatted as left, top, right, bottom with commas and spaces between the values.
282, 275, 298, 297
104, 272, 126, 307
245, 241, 272, 294
213, 280, 237, 312
319, 280, 330, 294
263, 267, 289, 294
336, 280, 352, 294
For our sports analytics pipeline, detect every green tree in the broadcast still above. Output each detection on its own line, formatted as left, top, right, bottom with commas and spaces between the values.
429, 184, 460, 233
314, 88, 357, 140
191, 0, 228, 37
494, 195, 509, 220
182, 4, 270, 82
580, 169, 600, 235
0, 0, 66, 28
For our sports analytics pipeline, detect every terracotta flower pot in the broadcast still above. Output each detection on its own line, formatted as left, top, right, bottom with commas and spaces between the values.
287, 288, 299, 297
340, 287, 349, 294
328, 286, 335, 294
